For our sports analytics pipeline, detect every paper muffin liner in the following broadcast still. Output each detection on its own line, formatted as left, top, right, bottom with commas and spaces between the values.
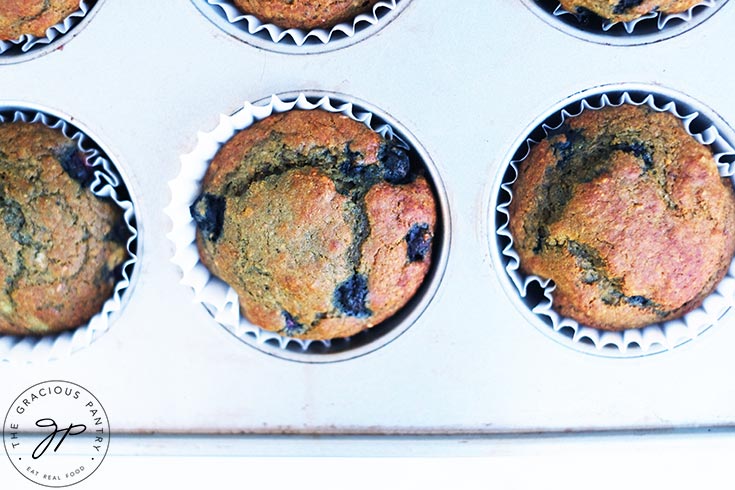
197, 0, 401, 52
0, 107, 138, 363
493, 87, 735, 357
552, 0, 719, 34
526, 0, 726, 44
166, 92, 448, 363
0, 1, 94, 57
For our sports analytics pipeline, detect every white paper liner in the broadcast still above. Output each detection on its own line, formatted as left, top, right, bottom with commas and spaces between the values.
0, 109, 138, 363
0, 1, 92, 55
552, 0, 719, 34
166, 93, 434, 357
205, 0, 398, 46
495, 90, 735, 356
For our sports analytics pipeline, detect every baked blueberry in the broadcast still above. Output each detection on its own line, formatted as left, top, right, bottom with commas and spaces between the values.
190, 193, 226, 242
405, 223, 432, 262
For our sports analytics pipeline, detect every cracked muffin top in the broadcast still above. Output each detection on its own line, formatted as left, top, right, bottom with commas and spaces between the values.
191, 109, 436, 340
232, 0, 380, 30
0, 0, 81, 40
558, 0, 701, 23
509, 104, 735, 331
0, 122, 128, 335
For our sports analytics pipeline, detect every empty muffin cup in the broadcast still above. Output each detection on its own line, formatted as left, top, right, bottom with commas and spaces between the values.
190, 0, 408, 54
166, 91, 449, 363
0, 0, 101, 64
0, 103, 139, 362
490, 83, 735, 357
522, 0, 726, 45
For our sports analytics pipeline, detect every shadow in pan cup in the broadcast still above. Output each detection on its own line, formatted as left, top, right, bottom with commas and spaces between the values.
521, 0, 728, 46
168, 91, 450, 363
490, 83, 735, 358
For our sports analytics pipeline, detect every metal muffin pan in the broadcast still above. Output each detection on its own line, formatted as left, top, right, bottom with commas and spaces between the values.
1, 0, 735, 439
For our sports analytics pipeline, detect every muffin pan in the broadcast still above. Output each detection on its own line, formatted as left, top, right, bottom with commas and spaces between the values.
1, 0, 735, 441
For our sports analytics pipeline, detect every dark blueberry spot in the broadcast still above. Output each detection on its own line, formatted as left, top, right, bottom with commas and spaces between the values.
101, 262, 125, 282
626, 295, 653, 308
57, 146, 94, 187
380, 144, 411, 184
333, 273, 371, 318
338, 145, 382, 193
282, 310, 308, 336
613, 0, 644, 14
344, 146, 362, 165
405, 223, 432, 262
533, 226, 548, 254
614, 142, 653, 170
550, 127, 583, 170
104, 218, 130, 245
190, 193, 226, 242
339, 159, 379, 180
573, 7, 604, 25
552, 139, 572, 153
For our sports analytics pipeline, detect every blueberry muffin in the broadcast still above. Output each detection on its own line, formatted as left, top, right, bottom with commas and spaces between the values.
559, 0, 701, 23
0, 122, 128, 335
509, 104, 735, 331
191, 109, 436, 340
232, 0, 380, 29
0, 0, 81, 40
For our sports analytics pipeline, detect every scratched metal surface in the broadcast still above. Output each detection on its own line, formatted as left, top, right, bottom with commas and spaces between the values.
0, 0, 734, 435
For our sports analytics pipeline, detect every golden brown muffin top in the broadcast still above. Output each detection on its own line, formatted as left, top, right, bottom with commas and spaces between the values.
193, 109, 437, 340
509, 104, 735, 330
232, 0, 381, 29
0, 0, 81, 40
0, 122, 128, 335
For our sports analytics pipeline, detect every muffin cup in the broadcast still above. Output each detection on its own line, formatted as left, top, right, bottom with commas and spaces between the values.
0, 104, 139, 363
523, 0, 726, 45
0, 0, 99, 64
191, 0, 406, 54
166, 91, 450, 363
490, 83, 735, 357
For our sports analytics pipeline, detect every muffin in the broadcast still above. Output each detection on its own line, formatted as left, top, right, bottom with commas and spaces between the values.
232, 0, 381, 29
0, 121, 128, 336
0, 0, 81, 40
190, 109, 436, 340
509, 104, 735, 331
559, 0, 701, 23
